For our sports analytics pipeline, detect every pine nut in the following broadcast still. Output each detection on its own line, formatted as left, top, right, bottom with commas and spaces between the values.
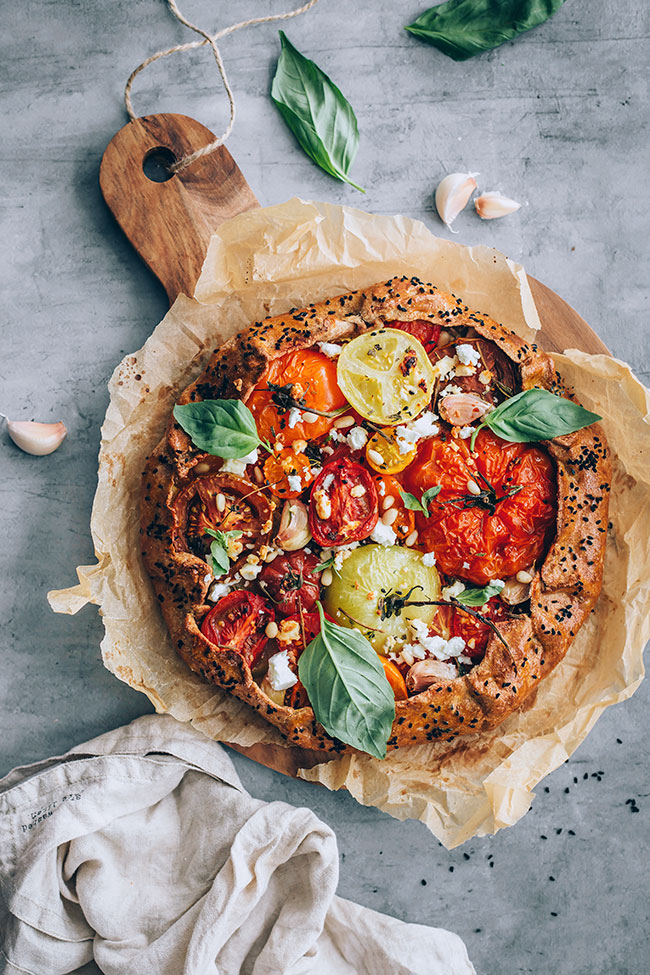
382, 495, 395, 510
216, 492, 226, 511
302, 411, 318, 423
405, 530, 418, 547
265, 621, 279, 639
367, 448, 384, 467
253, 465, 264, 484
321, 568, 333, 586
334, 415, 355, 429
195, 462, 211, 473
382, 508, 398, 526
516, 570, 533, 584
466, 480, 481, 495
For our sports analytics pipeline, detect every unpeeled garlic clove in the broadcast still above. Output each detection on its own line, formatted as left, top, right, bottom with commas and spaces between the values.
5, 419, 67, 456
474, 191, 521, 220
275, 499, 312, 551
435, 172, 479, 232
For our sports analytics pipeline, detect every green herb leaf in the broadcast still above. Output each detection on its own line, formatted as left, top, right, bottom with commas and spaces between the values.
271, 31, 364, 192
470, 388, 601, 451
204, 528, 243, 577
298, 603, 395, 758
455, 579, 505, 606
406, 0, 567, 62
399, 485, 441, 516
315, 555, 337, 572
173, 400, 262, 458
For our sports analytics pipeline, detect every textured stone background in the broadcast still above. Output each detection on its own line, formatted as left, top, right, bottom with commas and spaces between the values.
1, 2, 648, 972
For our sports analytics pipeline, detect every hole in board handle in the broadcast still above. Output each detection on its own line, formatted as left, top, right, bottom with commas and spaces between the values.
143, 147, 177, 182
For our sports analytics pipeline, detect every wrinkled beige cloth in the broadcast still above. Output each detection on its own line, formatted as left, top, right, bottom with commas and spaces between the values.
0, 716, 475, 975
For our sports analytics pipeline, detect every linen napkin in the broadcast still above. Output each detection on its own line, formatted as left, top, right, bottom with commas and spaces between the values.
0, 715, 475, 975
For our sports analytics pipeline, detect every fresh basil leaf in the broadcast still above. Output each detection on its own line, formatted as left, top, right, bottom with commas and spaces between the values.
470, 388, 601, 450
173, 400, 261, 458
271, 32, 364, 192
455, 579, 505, 606
298, 603, 395, 758
406, 0, 567, 62
204, 529, 242, 577
399, 485, 441, 516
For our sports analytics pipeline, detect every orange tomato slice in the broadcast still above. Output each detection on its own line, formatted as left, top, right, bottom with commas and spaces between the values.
380, 656, 408, 700
365, 428, 417, 474
263, 449, 315, 499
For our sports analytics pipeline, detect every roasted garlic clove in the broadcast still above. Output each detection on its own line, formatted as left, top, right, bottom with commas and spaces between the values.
500, 569, 534, 605
438, 393, 492, 427
276, 499, 312, 550
406, 658, 458, 694
5, 419, 67, 456
435, 172, 478, 232
474, 191, 521, 220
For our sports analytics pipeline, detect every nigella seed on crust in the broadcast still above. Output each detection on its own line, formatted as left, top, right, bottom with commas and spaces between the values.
140, 277, 610, 754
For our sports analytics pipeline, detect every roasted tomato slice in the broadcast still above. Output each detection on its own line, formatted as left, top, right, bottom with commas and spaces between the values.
263, 449, 316, 499
451, 596, 509, 660
309, 457, 379, 546
258, 550, 321, 614
247, 348, 346, 446
387, 319, 441, 354
172, 471, 273, 559
200, 591, 274, 667
405, 429, 556, 585
431, 337, 517, 406
372, 472, 415, 542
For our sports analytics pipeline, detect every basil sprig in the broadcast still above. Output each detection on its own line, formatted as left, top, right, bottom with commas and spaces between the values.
173, 399, 268, 458
204, 528, 243, 577
298, 603, 395, 759
469, 388, 601, 451
406, 0, 567, 62
455, 579, 505, 606
399, 485, 441, 516
271, 32, 364, 192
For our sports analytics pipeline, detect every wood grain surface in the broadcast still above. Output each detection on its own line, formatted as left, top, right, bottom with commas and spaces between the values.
100, 113, 610, 778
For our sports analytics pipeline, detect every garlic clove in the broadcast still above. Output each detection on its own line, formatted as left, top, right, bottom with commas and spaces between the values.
435, 172, 479, 232
275, 499, 312, 551
6, 419, 67, 456
474, 191, 521, 220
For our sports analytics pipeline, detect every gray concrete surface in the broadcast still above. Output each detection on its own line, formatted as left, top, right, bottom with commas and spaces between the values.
1, 1, 648, 972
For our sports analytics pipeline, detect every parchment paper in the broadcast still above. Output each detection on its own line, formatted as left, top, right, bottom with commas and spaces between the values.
48, 198, 650, 849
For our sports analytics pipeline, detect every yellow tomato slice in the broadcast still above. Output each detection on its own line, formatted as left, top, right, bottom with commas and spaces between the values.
365, 428, 417, 474
336, 328, 436, 424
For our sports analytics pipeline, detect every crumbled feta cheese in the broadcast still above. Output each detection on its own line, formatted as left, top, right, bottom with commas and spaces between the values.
267, 651, 298, 691
458, 654, 473, 666
350, 484, 366, 498
456, 343, 481, 367
203, 572, 212, 586
433, 355, 457, 380
443, 636, 466, 658
422, 551, 437, 567
329, 429, 347, 443
439, 384, 464, 398
400, 647, 415, 667
395, 410, 440, 453
323, 473, 335, 490
332, 541, 360, 570
346, 425, 369, 451
457, 426, 474, 440
462, 561, 470, 569
442, 579, 466, 600
221, 459, 247, 477
370, 521, 397, 546
287, 474, 302, 492
310, 466, 322, 480
318, 341, 343, 358
377, 480, 386, 496
276, 619, 301, 644
314, 489, 331, 519
239, 562, 263, 582
208, 579, 232, 602
287, 408, 303, 429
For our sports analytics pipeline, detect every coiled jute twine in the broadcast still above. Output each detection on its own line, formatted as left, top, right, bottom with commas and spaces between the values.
125, 0, 320, 174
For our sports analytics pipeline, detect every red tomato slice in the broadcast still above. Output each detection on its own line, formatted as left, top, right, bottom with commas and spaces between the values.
247, 349, 346, 446
200, 591, 274, 667
404, 429, 556, 585
451, 596, 509, 659
258, 551, 321, 615
308, 457, 379, 546
387, 319, 441, 354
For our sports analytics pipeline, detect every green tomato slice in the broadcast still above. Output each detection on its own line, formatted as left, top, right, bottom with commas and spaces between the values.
322, 544, 444, 653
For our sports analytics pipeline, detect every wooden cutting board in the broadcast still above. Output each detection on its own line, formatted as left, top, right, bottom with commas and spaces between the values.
100, 112, 610, 777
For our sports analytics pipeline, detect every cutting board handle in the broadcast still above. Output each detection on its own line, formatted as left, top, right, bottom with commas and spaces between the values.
99, 113, 259, 304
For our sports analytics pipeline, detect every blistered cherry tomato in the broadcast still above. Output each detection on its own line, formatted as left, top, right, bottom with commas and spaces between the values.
201, 591, 274, 667
405, 429, 556, 585
372, 472, 415, 542
451, 597, 509, 660
258, 550, 321, 614
247, 349, 346, 446
387, 319, 441, 354
309, 457, 378, 546
263, 449, 315, 499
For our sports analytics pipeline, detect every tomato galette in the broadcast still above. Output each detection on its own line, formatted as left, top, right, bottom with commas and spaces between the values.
141, 277, 610, 758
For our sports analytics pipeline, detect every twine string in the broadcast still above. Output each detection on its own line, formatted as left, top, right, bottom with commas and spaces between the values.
125, 0, 320, 174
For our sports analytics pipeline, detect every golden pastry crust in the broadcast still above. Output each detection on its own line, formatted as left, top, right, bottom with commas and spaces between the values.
141, 276, 611, 752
